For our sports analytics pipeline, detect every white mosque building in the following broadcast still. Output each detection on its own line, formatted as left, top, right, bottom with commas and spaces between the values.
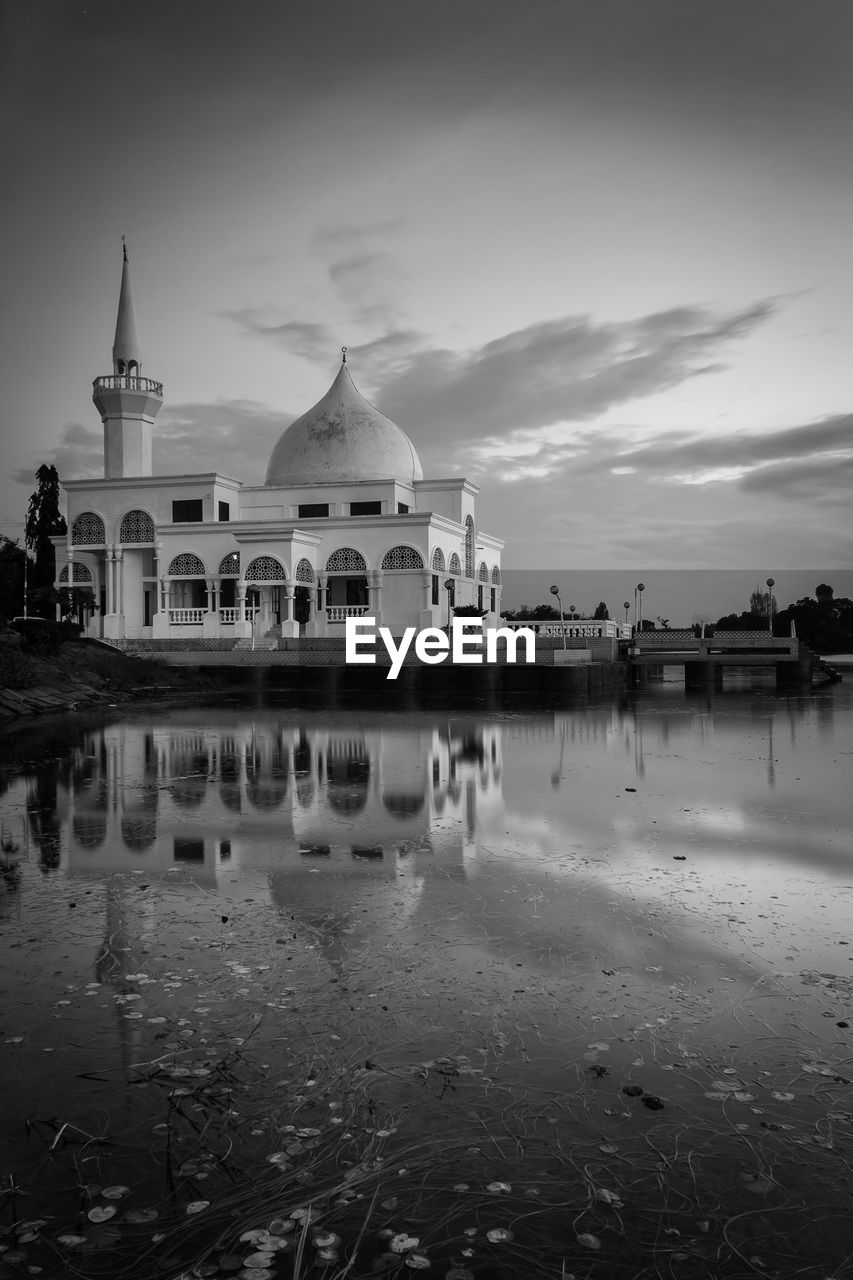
55, 250, 504, 644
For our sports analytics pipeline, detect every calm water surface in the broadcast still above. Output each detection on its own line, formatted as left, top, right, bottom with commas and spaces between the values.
1, 681, 852, 1280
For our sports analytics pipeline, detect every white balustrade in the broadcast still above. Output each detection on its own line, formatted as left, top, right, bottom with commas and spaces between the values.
169, 608, 206, 624
219, 607, 258, 623
326, 605, 370, 623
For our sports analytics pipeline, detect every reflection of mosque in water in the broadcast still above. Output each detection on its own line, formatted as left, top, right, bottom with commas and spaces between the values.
32, 713, 503, 881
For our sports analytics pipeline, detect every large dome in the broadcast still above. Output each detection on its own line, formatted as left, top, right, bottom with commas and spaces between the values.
265, 362, 423, 487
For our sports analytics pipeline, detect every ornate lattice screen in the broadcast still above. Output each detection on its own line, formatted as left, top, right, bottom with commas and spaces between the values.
478, 561, 489, 582
244, 556, 285, 582
295, 558, 314, 583
431, 548, 445, 572
491, 566, 501, 584
464, 516, 475, 578
59, 563, 93, 584
326, 548, 367, 572
218, 552, 240, 576
448, 552, 462, 576
381, 546, 424, 571
71, 513, 105, 546
168, 552, 206, 576
119, 510, 155, 543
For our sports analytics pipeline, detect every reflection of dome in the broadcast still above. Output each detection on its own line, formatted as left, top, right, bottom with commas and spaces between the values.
265, 363, 423, 487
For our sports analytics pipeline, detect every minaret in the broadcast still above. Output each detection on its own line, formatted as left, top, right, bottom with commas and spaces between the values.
92, 242, 163, 478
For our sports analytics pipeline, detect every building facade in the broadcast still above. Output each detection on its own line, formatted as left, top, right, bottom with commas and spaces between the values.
56, 250, 504, 642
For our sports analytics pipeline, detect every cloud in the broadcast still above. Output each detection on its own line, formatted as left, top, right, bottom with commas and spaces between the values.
739, 451, 853, 501
220, 314, 337, 363
365, 301, 777, 448
13, 422, 104, 486
313, 218, 405, 249
223, 297, 778, 471
155, 400, 288, 482
22, 401, 289, 489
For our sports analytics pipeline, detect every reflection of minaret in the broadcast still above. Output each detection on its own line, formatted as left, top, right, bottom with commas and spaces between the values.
766, 716, 776, 790
95, 878, 145, 1098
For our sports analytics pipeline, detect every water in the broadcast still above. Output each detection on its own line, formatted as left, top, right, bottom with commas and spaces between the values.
0, 680, 851, 1279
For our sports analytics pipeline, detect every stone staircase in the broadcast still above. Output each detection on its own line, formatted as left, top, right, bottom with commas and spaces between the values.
798, 643, 843, 683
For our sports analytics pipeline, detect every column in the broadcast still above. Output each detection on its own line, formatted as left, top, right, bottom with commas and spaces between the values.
203, 577, 220, 637
115, 549, 123, 617
281, 581, 297, 638
419, 570, 434, 628
105, 552, 115, 614
315, 573, 327, 637
238, 584, 247, 622
368, 570, 383, 623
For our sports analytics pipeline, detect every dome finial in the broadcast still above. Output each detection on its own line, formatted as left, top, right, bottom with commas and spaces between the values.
122, 233, 127, 263
341, 345, 347, 364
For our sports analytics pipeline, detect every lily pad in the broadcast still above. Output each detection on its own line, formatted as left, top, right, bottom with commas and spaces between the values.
577, 1232, 602, 1250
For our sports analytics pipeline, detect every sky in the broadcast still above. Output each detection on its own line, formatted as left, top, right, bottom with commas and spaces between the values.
1, 0, 851, 619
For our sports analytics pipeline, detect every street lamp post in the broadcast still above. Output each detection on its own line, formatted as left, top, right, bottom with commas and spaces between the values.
444, 578, 455, 630
766, 577, 775, 635
634, 582, 645, 633
549, 585, 567, 650
623, 601, 630, 624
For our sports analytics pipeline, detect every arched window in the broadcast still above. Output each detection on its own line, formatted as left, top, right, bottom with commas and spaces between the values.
59, 562, 93, 584
431, 548, 445, 572
71, 512, 105, 546
127, 360, 138, 376
295, 558, 314, 583
326, 547, 367, 573
119, 510, 155, 544
116, 360, 126, 376
167, 552, 206, 576
381, 546, 424, 571
244, 555, 285, 582
491, 566, 501, 585
449, 552, 461, 576
464, 516, 475, 578
218, 552, 240, 576
478, 561, 489, 582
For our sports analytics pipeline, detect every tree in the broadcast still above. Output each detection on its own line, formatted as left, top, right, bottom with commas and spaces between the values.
0, 537, 28, 622
501, 603, 561, 621
593, 601, 609, 620
25, 465, 66, 616
749, 586, 777, 619
656, 616, 670, 630
775, 585, 853, 653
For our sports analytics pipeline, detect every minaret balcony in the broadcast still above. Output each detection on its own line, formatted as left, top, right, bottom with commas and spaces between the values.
93, 374, 163, 396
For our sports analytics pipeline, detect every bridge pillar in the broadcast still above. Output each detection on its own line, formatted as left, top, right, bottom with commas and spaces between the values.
776, 658, 812, 686
685, 661, 723, 692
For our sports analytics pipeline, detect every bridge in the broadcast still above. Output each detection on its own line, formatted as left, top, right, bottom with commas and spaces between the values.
631, 630, 841, 688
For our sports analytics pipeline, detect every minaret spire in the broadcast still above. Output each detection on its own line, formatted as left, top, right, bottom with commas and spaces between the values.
93, 243, 163, 479
112, 237, 142, 375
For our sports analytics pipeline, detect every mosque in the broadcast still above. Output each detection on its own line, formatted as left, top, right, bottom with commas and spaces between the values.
55, 250, 504, 643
